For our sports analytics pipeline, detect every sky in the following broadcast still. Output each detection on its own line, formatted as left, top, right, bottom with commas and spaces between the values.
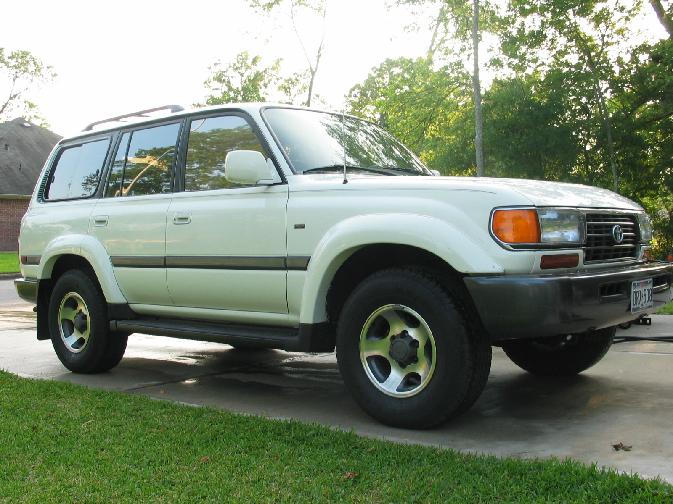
1, 0, 667, 136
1, 0, 435, 136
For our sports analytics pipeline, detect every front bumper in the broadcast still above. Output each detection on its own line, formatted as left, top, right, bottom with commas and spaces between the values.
14, 277, 38, 304
464, 262, 673, 341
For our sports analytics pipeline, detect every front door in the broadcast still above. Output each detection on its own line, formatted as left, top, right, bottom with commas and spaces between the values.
165, 113, 288, 315
92, 122, 182, 306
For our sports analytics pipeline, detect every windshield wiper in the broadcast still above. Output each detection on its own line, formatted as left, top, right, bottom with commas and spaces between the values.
368, 165, 431, 176
302, 165, 397, 176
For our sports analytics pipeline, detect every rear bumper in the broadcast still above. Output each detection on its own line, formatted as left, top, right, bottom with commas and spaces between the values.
464, 262, 673, 342
14, 277, 38, 304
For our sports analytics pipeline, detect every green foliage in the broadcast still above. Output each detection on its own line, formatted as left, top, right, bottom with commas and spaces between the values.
482, 74, 580, 180
200, 52, 280, 106
0, 48, 54, 123
1, 371, 671, 502
348, 57, 474, 173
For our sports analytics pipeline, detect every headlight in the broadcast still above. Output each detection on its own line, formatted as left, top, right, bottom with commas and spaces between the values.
537, 208, 583, 244
638, 213, 653, 243
491, 207, 583, 246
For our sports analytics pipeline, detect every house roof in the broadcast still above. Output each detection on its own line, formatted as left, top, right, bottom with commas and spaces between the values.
0, 118, 61, 195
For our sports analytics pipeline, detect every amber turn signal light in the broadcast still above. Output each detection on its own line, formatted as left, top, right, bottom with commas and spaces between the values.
492, 209, 540, 244
540, 254, 579, 270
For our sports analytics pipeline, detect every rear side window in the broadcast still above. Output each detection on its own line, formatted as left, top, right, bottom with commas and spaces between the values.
45, 138, 110, 200
105, 123, 180, 197
184, 115, 268, 191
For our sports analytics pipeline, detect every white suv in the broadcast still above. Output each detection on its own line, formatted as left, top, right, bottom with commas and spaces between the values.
15, 103, 673, 428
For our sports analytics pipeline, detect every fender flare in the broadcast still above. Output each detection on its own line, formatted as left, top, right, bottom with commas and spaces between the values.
298, 213, 503, 324
37, 234, 127, 304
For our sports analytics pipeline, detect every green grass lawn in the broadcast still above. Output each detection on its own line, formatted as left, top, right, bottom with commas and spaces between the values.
0, 372, 670, 503
0, 251, 19, 274
657, 301, 673, 315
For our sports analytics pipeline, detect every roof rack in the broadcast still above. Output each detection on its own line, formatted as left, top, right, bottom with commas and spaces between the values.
82, 104, 185, 132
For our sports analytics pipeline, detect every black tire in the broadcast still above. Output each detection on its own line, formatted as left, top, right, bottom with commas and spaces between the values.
336, 269, 491, 429
48, 270, 127, 374
501, 327, 615, 376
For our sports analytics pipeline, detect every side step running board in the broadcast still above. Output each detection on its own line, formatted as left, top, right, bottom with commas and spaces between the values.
110, 318, 301, 351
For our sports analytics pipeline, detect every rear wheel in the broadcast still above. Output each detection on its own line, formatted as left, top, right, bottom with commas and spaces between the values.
48, 270, 127, 373
501, 327, 615, 376
336, 269, 491, 429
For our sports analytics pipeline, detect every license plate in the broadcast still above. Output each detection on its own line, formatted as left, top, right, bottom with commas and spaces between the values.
631, 278, 653, 314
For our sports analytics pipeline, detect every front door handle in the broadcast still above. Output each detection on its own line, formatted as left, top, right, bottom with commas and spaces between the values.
173, 213, 191, 225
93, 215, 109, 227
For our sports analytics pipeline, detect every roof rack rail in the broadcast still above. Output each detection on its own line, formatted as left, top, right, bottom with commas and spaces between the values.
82, 104, 185, 132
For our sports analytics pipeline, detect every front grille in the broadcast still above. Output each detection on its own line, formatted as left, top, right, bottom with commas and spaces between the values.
584, 213, 639, 262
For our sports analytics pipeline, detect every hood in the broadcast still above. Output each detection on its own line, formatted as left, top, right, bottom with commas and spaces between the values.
293, 173, 643, 212
427, 177, 643, 211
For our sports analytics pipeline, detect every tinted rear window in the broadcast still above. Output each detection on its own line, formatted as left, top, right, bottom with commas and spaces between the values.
45, 138, 110, 200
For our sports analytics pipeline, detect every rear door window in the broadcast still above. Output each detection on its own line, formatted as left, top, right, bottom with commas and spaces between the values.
105, 123, 180, 197
45, 138, 110, 200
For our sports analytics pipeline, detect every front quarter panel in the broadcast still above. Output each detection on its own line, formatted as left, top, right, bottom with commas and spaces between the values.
296, 212, 505, 324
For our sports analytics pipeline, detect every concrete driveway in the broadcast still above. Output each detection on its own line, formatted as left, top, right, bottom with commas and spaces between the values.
1, 279, 672, 483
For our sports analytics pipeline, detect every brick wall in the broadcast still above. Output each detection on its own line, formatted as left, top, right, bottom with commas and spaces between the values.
0, 196, 30, 251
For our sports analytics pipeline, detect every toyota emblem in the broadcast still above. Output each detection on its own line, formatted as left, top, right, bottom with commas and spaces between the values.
612, 224, 624, 244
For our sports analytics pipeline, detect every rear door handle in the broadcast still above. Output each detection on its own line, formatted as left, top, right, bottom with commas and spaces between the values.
93, 215, 108, 227
173, 213, 191, 225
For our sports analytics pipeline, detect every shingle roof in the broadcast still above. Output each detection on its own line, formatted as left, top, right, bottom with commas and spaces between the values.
0, 118, 61, 195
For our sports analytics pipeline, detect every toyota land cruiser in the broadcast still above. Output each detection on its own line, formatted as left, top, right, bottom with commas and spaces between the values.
14, 103, 673, 428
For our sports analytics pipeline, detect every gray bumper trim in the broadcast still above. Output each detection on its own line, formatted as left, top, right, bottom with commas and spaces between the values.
465, 262, 673, 341
14, 278, 38, 304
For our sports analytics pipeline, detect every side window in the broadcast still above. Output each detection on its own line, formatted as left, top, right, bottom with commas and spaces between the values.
105, 132, 130, 197
45, 138, 110, 200
184, 115, 269, 191
105, 123, 180, 197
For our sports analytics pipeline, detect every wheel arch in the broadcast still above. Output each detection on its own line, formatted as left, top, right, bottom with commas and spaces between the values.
37, 235, 126, 305
298, 213, 503, 325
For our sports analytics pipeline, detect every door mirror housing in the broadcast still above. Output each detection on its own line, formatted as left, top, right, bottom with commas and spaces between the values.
224, 150, 275, 186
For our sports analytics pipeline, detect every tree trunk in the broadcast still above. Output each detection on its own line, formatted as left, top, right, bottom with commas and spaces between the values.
593, 81, 619, 192
306, 37, 323, 107
579, 41, 619, 192
306, 69, 316, 107
650, 0, 673, 38
472, 0, 485, 177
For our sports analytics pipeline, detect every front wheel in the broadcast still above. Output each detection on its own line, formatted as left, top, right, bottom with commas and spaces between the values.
48, 270, 127, 374
501, 327, 615, 376
336, 269, 491, 429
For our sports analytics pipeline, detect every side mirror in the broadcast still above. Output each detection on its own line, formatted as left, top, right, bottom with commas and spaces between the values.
430, 169, 441, 176
224, 150, 275, 186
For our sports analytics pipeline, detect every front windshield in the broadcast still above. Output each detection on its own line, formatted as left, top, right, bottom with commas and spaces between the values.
263, 108, 431, 176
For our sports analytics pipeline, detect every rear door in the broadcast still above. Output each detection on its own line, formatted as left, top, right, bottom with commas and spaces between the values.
91, 121, 182, 305
165, 112, 288, 314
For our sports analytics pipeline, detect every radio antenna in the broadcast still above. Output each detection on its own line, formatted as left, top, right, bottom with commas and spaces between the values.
341, 107, 348, 185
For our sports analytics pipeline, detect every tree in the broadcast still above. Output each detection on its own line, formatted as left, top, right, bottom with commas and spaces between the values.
0, 48, 54, 122
499, 0, 643, 192
250, 0, 327, 107
650, 0, 673, 37
395, 0, 496, 176
472, 0, 485, 176
199, 52, 279, 105
348, 57, 474, 173
349, 58, 580, 180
